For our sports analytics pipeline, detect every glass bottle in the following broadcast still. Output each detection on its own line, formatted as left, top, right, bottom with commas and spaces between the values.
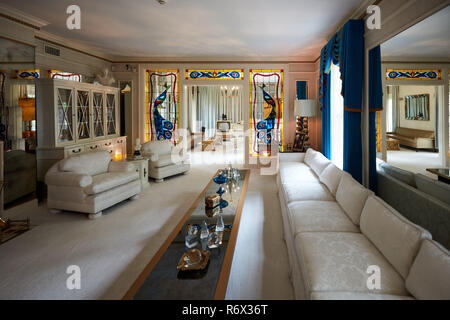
200, 220, 209, 250
215, 214, 224, 244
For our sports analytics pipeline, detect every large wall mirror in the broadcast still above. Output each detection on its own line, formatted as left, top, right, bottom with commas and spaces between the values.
0, 37, 37, 212
404, 94, 430, 121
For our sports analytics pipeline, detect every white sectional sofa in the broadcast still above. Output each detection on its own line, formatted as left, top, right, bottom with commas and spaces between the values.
278, 148, 450, 300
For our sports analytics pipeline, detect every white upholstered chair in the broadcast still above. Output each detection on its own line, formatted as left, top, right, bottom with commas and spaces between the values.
141, 140, 190, 182
45, 151, 141, 219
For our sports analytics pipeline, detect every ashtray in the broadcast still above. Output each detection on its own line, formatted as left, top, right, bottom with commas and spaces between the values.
177, 249, 210, 271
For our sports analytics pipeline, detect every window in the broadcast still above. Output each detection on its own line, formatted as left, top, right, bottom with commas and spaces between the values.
49, 70, 82, 82
330, 63, 344, 169
386, 91, 393, 133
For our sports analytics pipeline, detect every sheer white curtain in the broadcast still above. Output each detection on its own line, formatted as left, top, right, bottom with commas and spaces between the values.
330, 64, 344, 169
188, 86, 242, 138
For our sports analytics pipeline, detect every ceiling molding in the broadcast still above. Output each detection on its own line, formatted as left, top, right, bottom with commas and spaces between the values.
35, 30, 115, 63
381, 60, 450, 64
35, 30, 319, 64
0, 3, 48, 29
111, 56, 318, 64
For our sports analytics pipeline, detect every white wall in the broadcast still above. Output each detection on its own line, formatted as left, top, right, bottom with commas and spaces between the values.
398, 85, 436, 131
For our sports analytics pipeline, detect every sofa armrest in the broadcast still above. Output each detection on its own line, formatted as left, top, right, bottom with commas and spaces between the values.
279, 152, 305, 163
108, 161, 135, 172
45, 172, 93, 188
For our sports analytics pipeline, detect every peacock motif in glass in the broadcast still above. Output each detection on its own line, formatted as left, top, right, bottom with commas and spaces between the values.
152, 83, 174, 140
256, 84, 276, 144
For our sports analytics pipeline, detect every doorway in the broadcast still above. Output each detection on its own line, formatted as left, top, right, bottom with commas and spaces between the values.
382, 84, 443, 178
186, 85, 244, 164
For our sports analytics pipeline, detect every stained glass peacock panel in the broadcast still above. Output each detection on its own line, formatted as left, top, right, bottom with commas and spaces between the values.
249, 69, 284, 157
146, 70, 179, 142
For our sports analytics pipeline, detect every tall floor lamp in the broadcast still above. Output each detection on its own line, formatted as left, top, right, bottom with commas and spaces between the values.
295, 99, 317, 151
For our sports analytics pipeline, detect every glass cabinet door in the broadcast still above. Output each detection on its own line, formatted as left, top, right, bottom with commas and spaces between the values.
56, 87, 74, 144
93, 92, 105, 137
106, 93, 117, 136
76, 90, 91, 140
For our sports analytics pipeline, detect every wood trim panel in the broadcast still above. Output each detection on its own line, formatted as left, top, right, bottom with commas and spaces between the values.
214, 170, 251, 300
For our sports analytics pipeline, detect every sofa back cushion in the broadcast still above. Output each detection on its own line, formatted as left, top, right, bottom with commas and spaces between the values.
360, 195, 432, 279
304, 148, 330, 176
396, 127, 435, 139
59, 151, 111, 176
405, 239, 450, 299
4, 150, 36, 173
141, 140, 171, 156
415, 173, 450, 206
319, 163, 343, 196
380, 163, 416, 187
303, 148, 317, 167
335, 172, 372, 225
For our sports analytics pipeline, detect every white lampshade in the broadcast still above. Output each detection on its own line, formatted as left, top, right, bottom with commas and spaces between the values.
295, 99, 317, 117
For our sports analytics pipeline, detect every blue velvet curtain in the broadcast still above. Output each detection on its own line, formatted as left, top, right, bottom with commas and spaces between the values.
369, 45, 383, 191
320, 20, 364, 182
296, 81, 308, 100
320, 73, 331, 158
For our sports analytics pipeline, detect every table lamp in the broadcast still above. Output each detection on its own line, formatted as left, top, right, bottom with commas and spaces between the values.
295, 99, 317, 149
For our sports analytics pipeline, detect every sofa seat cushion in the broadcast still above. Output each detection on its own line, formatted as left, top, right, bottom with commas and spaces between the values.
279, 162, 318, 185
84, 171, 139, 195
405, 239, 450, 300
151, 154, 181, 168
311, 291, 414, 300
360, 195, 432, 279
281, 181, 334, 203
287, 201, 359, 235
295, 232, 408, 296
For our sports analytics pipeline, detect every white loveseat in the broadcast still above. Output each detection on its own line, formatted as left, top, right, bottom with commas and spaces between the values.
141, 140, 190, 182
45, 151, 141, 219
278, 148, 450, 300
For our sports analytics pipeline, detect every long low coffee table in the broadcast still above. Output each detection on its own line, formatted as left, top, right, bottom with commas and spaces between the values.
123, 169, 250, 300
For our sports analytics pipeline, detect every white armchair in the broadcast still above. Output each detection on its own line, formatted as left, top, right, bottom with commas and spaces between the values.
141, 140, 190, 182
45, 151, 141, 219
